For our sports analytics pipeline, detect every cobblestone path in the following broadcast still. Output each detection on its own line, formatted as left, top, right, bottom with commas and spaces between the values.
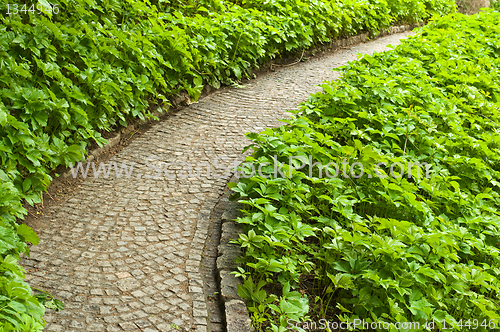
23, 31, 413, 332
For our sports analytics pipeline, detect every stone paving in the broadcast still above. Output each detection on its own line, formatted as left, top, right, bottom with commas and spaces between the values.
22, 31, 414, 332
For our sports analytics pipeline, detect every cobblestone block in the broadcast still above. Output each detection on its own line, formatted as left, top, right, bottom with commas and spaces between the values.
225, 300, 253, 332
219, 222, 244, 246
219, 270, 243, 302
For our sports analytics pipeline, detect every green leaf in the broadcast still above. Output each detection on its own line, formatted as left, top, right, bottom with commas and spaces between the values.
0, 109, 7, 126
17, 225, 39, 246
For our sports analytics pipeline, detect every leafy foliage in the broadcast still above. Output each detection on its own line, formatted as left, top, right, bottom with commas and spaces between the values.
493, 0, 500, 10
232, 10, 500, 331
0, 0, 454, 328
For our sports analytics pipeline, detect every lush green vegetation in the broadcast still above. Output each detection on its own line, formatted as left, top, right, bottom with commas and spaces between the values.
231, 10, 500, 331
493, 0, 500, 10
0, 0, 454, 329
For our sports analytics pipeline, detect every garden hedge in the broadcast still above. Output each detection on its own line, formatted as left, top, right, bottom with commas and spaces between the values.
0, 0, 455, 329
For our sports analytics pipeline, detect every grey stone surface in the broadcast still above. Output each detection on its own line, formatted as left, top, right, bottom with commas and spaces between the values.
21, 29, 416, 331
221, 204, 243, 223
219, 222, 244, 246
225, 300, 253, 332
217, 243, 241, 258
217, 200, 250, 331
216, 247, 241, 272
219, 270, 242, 302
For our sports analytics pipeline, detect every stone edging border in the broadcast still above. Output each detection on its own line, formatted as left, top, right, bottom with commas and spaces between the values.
216, 194, 251, 331
216, 22, 425, 332
187, 192, 220, 332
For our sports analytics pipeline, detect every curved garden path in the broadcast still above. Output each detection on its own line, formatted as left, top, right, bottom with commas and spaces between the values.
23, 31, 413, 332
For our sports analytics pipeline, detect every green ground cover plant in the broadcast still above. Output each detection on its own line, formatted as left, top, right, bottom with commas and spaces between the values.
0, 0, 454, 329
231, 10, 500, 331
493, 0, 500, 10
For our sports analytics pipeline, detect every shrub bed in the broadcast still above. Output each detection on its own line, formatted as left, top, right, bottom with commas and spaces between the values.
231, 10, 500, 331
0, 0, 455, 329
